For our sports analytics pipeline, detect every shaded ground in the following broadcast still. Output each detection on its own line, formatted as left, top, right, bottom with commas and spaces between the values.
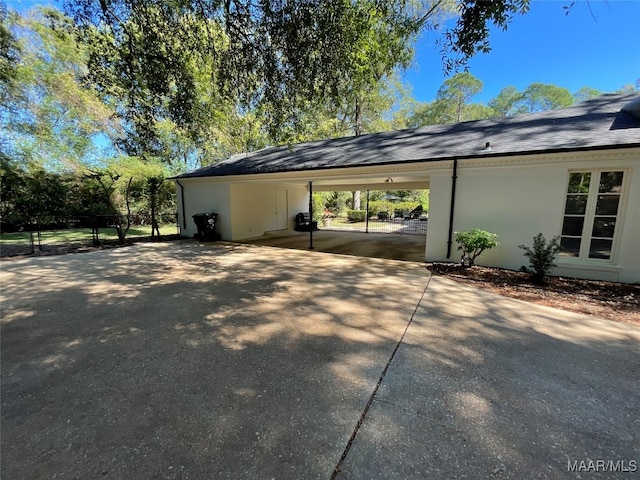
3, 231, 638, 325
2, 241, 638, 479
430, 263, 640, 326
1, 241, 429, 480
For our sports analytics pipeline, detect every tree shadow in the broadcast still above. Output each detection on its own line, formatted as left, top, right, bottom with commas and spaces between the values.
336, 276, 640, 479
1, 240, 430, 479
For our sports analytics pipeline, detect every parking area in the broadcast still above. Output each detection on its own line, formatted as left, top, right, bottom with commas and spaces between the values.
1, 240, 638, 479
242, 229, 426, 263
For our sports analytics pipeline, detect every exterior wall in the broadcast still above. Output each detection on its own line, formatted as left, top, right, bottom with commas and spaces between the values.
178, 180, 309, 241
229, 182, 308, 240
426, 149, 640, 283
176, 179, 231, 239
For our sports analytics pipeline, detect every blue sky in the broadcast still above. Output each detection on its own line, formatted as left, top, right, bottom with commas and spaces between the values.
8, 0, 640, 105
405, 0, 640, 103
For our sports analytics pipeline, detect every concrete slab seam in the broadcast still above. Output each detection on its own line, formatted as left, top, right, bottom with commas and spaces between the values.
330, 272, 433, 479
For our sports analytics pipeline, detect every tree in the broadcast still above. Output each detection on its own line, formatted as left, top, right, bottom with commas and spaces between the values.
573, 86, 602, 103
65, 0, 531, 165
488, 85, 525, 117
406, 72, 493, 126
0, 8, 118, 170
83, 169, 132, 243
516, 83, 574, 113
0, 2, 20, 107
436, 72, 484, 122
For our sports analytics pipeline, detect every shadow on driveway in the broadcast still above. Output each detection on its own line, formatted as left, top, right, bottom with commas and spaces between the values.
2, 241, 638, 479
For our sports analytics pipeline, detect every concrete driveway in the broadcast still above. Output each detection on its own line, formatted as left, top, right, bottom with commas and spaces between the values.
1, 240, 638, 479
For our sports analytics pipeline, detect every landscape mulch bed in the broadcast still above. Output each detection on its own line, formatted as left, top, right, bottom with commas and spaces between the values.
430, 263, 639, 326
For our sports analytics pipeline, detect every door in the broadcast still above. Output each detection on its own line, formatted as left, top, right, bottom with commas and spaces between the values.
274, 190, 288, 230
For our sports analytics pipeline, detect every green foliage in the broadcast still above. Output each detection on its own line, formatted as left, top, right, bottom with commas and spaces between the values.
455, 229, 499, 267
1, 8, 118, 169
67, 0, 445, 158
573, 86, 602, 103
519, 233, 561, 284
488, 86, 526, 117
322, 191, 349, 217
408, 78, 585, 127
64, 0, 537, 161
311, 193, 324, 223
518, 83, 574, 112
0, 155, 175, 239
407, 72, 494, 126
368, 200, 423, 217
0, 3, 20, 100
347, 210, 367, 222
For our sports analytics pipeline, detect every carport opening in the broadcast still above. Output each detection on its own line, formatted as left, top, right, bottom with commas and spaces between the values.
313, 189, 428, 236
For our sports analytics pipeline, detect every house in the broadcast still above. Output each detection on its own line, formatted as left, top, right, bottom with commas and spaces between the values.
172, 94, 640, 283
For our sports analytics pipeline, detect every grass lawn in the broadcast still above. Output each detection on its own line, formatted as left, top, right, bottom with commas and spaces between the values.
0, 225, 179, 246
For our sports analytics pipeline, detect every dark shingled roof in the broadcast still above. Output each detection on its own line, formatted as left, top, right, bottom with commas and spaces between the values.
176, 94, 640, 179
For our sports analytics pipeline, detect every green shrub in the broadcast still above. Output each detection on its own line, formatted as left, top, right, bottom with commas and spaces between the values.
311, 193, 324, 222
455, 229, 499, 267
519, 233, 561, 284
367, 200, 424, 219
347, 210, 366, 222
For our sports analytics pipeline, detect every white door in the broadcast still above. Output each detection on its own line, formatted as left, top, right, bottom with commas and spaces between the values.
275, 190, 288, 230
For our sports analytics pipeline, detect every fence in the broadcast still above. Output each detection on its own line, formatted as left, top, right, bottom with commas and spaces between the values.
320, 213, 428, 235
0, 214, 179, 257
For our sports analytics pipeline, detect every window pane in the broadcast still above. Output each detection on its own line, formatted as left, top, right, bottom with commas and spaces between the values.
567, 172, 591, 193
592, 217, 616, 238
595, 195, 620, 215
559, 237, 581, 257
589, 239, 613, 259
565, 195, 588, 214
599, 171, 624, 193
562, 216, 584, 236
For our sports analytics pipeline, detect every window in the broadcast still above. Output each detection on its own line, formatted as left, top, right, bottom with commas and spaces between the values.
560, 170, 625, 260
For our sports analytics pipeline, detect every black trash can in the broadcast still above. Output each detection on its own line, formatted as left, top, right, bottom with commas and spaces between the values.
192, 212, 221, 241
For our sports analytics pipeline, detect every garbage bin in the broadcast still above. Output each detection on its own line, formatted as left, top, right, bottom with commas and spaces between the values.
192, 212, 221, 241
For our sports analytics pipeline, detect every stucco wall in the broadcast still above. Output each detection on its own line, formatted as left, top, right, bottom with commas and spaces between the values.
426, 151, 640, 283
229, 182, 309, 240
176, 180, 231, 239
177, 179, 310, 241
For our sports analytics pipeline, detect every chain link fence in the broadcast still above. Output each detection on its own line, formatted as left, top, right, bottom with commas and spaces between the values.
0, 213, 179, 257
320, 212, 428, 235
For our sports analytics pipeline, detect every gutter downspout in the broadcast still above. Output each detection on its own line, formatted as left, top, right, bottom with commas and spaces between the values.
176, 179, 187, 230
446, 158, 458, 259
308, 181, 314, 250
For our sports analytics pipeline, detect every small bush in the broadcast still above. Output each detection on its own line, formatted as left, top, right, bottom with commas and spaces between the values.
347, 210, 366, 222
455, 229, 499, 267
519, 233, 561, 283
311, 193, 324, 223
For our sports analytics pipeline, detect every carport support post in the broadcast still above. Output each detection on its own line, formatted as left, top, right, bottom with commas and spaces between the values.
446, 158, 458, 259
308, 181, 314, 249
365, 190, 370, 233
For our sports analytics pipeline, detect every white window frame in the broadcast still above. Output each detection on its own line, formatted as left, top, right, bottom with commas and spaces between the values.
558, 168, 627, 263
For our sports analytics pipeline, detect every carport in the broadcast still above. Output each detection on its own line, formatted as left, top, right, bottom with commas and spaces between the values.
174, 163, 433, 262
241, 229, 427, 263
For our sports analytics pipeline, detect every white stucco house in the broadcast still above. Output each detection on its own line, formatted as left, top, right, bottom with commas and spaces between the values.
172, 94, 640, 283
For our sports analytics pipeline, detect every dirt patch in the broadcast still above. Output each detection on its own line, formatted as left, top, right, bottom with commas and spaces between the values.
430, 263, 639, 326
